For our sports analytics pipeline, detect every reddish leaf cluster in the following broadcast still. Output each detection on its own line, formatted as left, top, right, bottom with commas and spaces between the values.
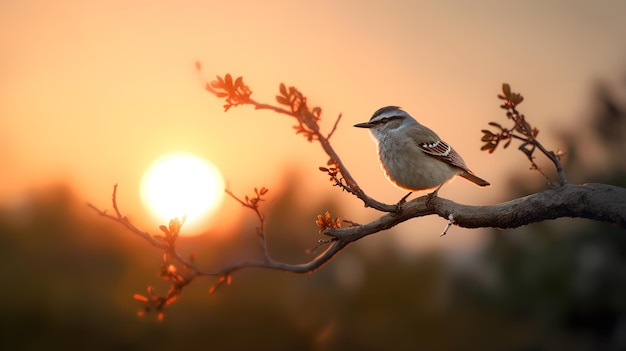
481, 83, 566, 185
243, 187, 268, 208
315, 211, 341, 233
155, 216, 186, 247
134, 255, 187, 321
319, 165, 355, 195
318, 166, 339, 181
276, 83, 322, 142
481, 84, 539, 154
208, 74, 252, 111
226, 187, 269, 240
498, 83, 524, 108
208, 274, 233, 295
134, 217, 194, 319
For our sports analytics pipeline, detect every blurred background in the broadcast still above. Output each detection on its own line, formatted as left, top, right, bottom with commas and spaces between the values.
1, 0, 625, 350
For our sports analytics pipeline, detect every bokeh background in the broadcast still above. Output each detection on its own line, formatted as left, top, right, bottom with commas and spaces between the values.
1, 0, 625, 350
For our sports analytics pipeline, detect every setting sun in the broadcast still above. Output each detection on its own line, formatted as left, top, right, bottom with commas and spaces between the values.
140, 152, 225, 235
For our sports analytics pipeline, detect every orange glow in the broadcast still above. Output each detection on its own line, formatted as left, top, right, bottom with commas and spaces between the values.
1, 0, 624, 250
140, 152, 225, 236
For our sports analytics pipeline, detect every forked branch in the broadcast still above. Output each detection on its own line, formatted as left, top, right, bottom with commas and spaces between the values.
89, 71, 626, 317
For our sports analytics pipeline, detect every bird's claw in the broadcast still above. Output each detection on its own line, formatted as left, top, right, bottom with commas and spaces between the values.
394, 192, 412, 214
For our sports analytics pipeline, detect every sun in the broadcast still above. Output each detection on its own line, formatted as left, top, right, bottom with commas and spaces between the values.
140, 152, 225, 235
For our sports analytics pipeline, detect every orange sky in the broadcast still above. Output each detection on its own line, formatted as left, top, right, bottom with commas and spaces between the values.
1, 0, 625, 250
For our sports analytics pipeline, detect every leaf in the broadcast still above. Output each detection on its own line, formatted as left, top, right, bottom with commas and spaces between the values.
276, 95, 290, 106
502, 83, 511, 97
159, 225, 169, 235
133, 294, 149, 302
279, 83, 287, 97
210, 80, 222, 89
194, 61, 202, 71
481, 130, 495, 141
481, 144, 494, 151
224, 74, 232, 87
165, 294, 178, 306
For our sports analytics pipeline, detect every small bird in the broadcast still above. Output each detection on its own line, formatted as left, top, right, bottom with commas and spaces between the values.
354, 106, 490, 196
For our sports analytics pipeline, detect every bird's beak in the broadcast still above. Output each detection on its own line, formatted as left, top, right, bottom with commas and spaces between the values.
354, 121, 373, 128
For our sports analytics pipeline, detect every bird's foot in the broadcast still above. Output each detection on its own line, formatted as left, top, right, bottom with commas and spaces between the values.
427, 183, 444, 202
394, 192, 413, 214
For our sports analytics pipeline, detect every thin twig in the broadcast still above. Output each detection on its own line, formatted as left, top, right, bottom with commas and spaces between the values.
225, 188, 268, 258
112, 183, 122, 218
534, 141, 567, 185
326, 113, 342, 140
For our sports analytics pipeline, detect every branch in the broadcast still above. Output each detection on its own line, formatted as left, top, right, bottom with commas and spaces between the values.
92, 182, 625, 286
482, 84, 568, 186
203, 72, 396, 212
89, 186, 348, 277
91, 71, 626, 317
325, 183, 626, 241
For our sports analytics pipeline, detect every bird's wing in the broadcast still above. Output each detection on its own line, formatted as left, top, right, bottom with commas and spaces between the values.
406, 127, 490, 186
417, 139, 472, 173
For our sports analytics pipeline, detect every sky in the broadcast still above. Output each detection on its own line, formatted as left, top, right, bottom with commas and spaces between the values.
1, 0, 625, 251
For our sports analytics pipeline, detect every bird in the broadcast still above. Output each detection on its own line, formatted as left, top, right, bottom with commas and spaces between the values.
354, 106, 490, 198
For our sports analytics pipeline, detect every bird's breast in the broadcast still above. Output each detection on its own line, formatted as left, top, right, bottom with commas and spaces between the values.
376, 135, 459, 191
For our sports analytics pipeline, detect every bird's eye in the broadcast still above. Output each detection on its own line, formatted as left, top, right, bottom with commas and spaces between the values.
381, 118, 389, 123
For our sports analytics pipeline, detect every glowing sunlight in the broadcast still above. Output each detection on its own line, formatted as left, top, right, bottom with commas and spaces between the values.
140, 152, 225, 236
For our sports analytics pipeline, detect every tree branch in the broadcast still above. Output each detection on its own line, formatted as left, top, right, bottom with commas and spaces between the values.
325, 183, 625, 242
90, 72, 626, 317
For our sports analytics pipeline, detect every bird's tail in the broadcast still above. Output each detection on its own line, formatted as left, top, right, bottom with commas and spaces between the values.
459, 171, 490, 187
